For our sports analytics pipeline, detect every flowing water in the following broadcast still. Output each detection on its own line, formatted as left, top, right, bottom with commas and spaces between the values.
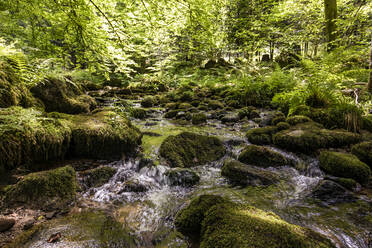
24, 98, 372, 248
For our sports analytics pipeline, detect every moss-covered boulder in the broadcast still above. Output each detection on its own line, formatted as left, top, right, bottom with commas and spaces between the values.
174, 195, 228, 239
80, 166, 117, 188
175, 195, 335, 248
159, 132, 226, 168
286, 115, 312, 125
221, 160, 279, 186
276, 121, 290, 131
273, 122, 361, 153
141, 96, 155, 108
31, 77, 96, 114
0, 107, 72, 174
319, 151, 370, 185
165, 168, 200, 187
246, 126, 278, 145
4, 166, 77, 209
351, 141, 372, 168
0, 108, 142, 176
68, 110, 142, 159
178, 103, 192, 109
192, 113, 207, 125
208, 100, 224, 110
164, 110, 179, 119
238, 145, 288, 168
129, 108, 147, 119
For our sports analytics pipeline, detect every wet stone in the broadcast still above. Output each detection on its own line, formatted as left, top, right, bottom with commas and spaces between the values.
0, 218, 15, 232
308, 180, 357, 205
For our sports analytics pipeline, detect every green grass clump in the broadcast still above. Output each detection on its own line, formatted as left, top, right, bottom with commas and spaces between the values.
159, 132, 226, 168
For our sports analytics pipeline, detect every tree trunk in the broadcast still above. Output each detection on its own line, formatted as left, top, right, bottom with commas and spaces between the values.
324, 0, 337, 51
368, 39, 372, 93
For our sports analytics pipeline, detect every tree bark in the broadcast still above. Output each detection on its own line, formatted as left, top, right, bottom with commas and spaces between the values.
368, 39, 372, 93
324, 0, 337, 51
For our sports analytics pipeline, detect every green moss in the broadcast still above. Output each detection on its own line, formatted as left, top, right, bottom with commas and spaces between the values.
4, 224, 44, 248
31, 77, 96, 114
164, 110, 179, 119
159, 132, 226, 168
327, 177, 358, 190
319, 151, 370, 185
179, 91, 194, 102
175, 195, 335, 248
246, 126, 278, 145
208, 100, 224, 110
174, 195, 229, 239
4, 166, 77, 209
0, 107, 72, 173
273, 122, 361, 153
351, 141, 372, 168
130, 108, 147, 119
81, 166, 117, 188
200, 202, 335, 248
165, 168, 200, 186
221, 159, 279, 186
61, 211, 137, 247
178, 103, 192, 109
286, 115, 312, 125
276, 121, 290, 130
192, 113, 207, 125
272, 116, 286, 125
238, 145, 288, 168
141, 96, 155, 107
165, 102, 179, 110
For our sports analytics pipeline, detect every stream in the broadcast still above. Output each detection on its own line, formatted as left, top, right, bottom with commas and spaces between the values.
22, 98, 372, 248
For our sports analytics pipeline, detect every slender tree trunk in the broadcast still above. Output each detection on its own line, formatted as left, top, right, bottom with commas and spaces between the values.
324, 0, 337, 51
368, 39, 372, 92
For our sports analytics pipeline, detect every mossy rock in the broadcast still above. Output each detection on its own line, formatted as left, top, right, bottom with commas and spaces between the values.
68, 110, 142, 159
174, 195, 229, 239
165, 102, 179, 110
286, 115, 312, 125
238, 145, 288, 168
246, 126, 278, 145
192, 113, 207, 125
175, 195, 335, 248
129, 108, 147, 119
141, 96, 154, 107
0, 107, 72, 174
221, 159, 279, 186
164, 110, 179, 119
208, 100, 224, 110
179, 91, 194, 102
276, 121, 290, 131
4, 166, 77, 209
178, 103, 192, 109
351, 141, 372, 168
273, 122, 361, 154
31, 77, 96, 114
159, 132, 226, 168
80, 166, 117, 188
271, 115, 286, 125
165, 168, 200, 187
319, 151, 370, 185
0, 108, 142, 175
